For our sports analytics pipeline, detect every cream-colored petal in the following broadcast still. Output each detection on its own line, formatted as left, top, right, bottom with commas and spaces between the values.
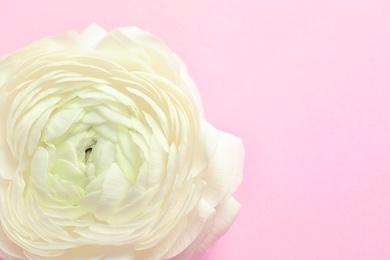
202, 129, 244, 207
0, 223, 24, 260
79, 23, 108, 49
0, 24, 244, 260
163, 199, 215, 259
195, 197, 241, 258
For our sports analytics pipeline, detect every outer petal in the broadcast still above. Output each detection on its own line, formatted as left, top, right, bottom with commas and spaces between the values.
162, 199, 215, 259
198, 198, 241, 257
166, 121, 244, 259
101, 26, 203, 114
79, 24, 108, 49
202, 124, 244, 207
0, 24, 244, 260
171, 198, 241, 260
0, 223, 24, 260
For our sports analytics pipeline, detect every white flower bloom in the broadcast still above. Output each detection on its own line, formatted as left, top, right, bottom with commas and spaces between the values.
0, 24, 244, 260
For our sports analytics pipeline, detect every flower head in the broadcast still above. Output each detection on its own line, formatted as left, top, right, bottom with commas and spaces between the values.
0, 24, 244, 260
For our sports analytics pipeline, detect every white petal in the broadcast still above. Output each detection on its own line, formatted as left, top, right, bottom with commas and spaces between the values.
43, 107, 82, 141
175, 56, 204, 115
51, 159, 85, 184
79, 23, 108, 49
94, 163, 131, 220
0, 134, 17, 180
202, 129, 244, 207
163, 199, 215, 259
114, 27, 181, 83
0, 223, 24, 259
144, 136, 168, 186
171, 197, 241, 260
189, 120, 221, 179
100, 246, 135, 260
31, 147, 49, 187
195, 197, 241, 258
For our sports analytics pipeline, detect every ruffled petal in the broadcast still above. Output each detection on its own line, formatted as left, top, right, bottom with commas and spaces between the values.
202, 125, 244, 206
0, 24, 244, 260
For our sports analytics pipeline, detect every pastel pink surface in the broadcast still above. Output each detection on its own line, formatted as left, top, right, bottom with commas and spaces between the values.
1, 1, 390, 259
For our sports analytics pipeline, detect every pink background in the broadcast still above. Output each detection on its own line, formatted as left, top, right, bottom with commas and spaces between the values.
1, 0, 390, 259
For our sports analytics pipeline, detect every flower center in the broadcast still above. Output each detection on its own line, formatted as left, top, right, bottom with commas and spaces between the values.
27, 94, 151, 222
84, 147, 93, 163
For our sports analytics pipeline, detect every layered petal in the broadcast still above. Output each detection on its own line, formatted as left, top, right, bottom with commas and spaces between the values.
0, 24, 244, 260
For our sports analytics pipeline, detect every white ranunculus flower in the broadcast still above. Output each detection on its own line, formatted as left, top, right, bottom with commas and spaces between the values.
0, 24, 244, 260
